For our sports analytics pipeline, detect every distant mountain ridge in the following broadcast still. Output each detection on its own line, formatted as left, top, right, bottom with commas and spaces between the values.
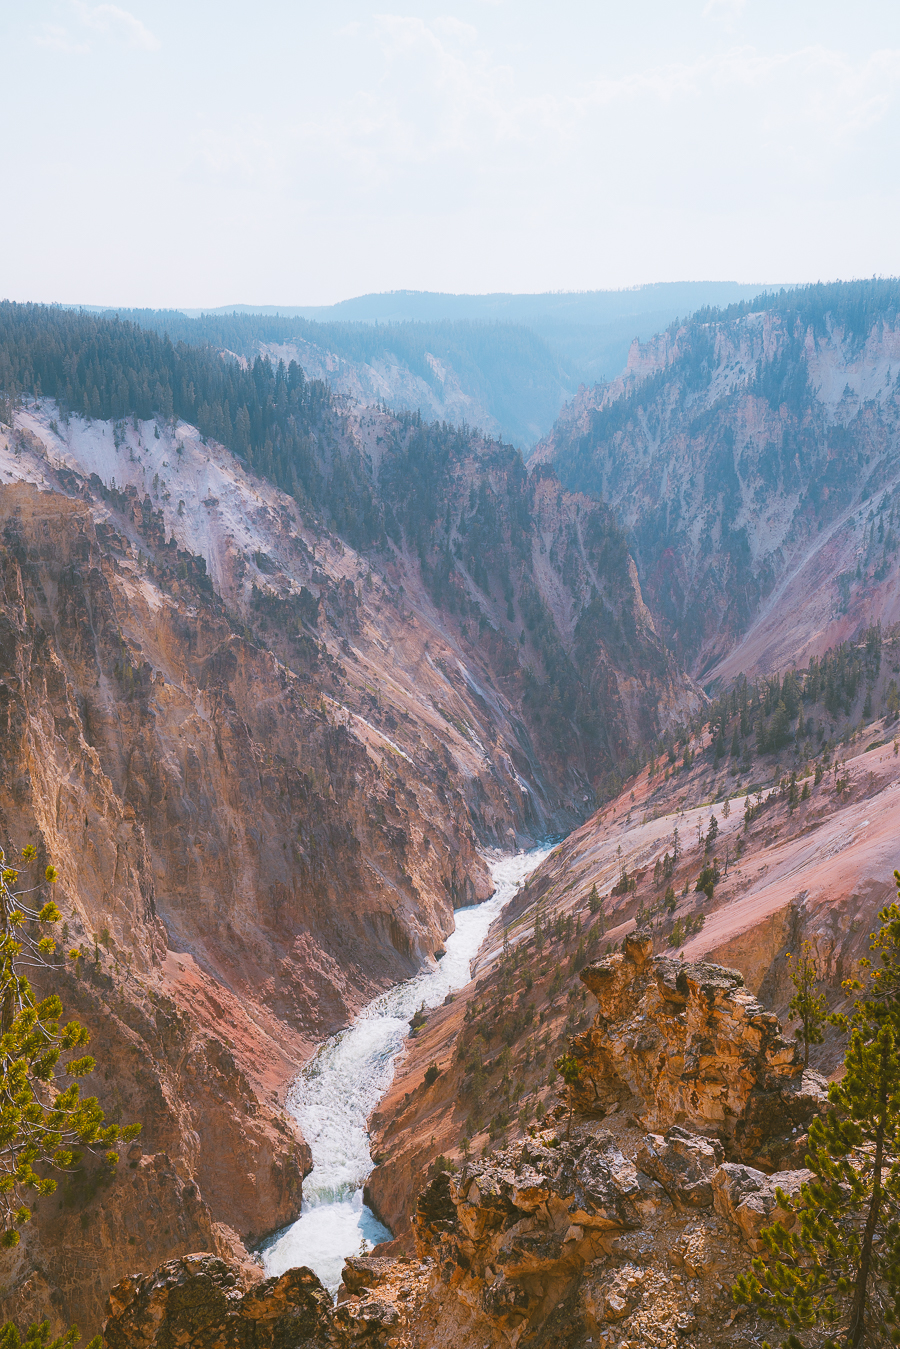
86, 282, 777, 448
178, 281, 776, 328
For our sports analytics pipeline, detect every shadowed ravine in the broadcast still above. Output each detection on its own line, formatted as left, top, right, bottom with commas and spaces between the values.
260, 846, 552, 1292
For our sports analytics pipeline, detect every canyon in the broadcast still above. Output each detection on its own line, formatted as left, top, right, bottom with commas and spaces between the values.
0, 284, 898, 1345
0, 376, 689, 1334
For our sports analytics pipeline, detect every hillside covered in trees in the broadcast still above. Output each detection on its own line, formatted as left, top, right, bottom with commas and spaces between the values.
534, 278, 900, 679
0, 300, 695, 802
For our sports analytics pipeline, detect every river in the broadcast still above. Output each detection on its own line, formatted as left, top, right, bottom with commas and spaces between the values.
260, 844, 552, 1292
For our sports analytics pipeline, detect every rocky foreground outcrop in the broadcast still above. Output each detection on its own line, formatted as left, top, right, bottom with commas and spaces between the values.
102, 1252, 426, 1348
104, 948, 827, 1349
407, 1123, 810, 1348
103, 1256, 334, 1349
102, 1121, 813, 1349
571, 935, 827, 1167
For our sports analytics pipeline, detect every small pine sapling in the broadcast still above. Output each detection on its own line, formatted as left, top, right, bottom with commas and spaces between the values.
787, 940, 827, 1068
555, 1053, 581, 1139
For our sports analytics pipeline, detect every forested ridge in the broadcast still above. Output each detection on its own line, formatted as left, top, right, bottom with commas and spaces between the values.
106, 308, 565, 402
0, 300, 684, 794
0, 301, 396, 546
80, 307, 571, 450
537, 276, 900, 674
693, 276, 900, 340
564, 277, 900, 467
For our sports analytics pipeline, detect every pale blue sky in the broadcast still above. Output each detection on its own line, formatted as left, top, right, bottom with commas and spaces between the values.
2, 1, 899, 306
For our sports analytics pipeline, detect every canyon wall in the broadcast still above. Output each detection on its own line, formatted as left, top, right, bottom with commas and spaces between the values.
534, 290, 900, 679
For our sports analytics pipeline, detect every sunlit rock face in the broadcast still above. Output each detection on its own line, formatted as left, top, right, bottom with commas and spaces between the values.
407, 1123, 813, 1349
572, 936, 827, 1165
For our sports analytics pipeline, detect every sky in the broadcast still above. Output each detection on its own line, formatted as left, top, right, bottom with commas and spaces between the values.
1, 0, 899, 307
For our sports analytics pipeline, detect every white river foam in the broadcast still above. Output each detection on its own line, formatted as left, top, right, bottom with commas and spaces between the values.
261, 845, 552, 1292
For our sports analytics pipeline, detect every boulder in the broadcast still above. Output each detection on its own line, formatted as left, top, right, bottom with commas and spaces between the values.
103, 1253, 335, 1349
636, 1125, 724, 1208
712, 1164, 812, 1252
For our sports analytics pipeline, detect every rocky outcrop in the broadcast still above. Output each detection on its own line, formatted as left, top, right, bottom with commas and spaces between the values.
103, 1255, 334, 1349
407, 1122, 800, 1348
712, 1163, 810, 1253
102, 1251, 430, 1349
572, 936, 827, 1165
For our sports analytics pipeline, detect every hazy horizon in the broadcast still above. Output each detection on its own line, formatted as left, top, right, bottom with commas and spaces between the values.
2, 1, 898, 307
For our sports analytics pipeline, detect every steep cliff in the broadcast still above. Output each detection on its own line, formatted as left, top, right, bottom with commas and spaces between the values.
534, 280, 900, 679
0, 372, 697, 1334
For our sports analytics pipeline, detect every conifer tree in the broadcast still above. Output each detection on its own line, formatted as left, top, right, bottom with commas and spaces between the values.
705, 813, 719, 854
0, 841, 140, 1348
0, 846, 139, 1246
733, 873, 900, 1346
555, 1052, 581, 1138
787, 940, 828, 1068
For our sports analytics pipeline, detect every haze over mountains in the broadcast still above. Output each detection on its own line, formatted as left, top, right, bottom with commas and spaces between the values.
1, 277, 899, 1343
97, 281, 776, 449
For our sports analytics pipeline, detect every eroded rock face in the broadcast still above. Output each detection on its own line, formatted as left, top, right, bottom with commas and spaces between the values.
411, 1132, 664, 1346
0, 481, 493, 1333
103, 1251, 429, 1349
0, 1155, 234, 1339
408, 1124, 803, 1348
534, 304, 900, 678
572, 936, 827, 1164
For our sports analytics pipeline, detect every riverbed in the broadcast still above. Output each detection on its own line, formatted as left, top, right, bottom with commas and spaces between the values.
260, 845, 551, 1292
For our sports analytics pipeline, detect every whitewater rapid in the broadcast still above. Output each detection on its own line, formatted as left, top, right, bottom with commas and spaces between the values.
261, 845, 552, 1292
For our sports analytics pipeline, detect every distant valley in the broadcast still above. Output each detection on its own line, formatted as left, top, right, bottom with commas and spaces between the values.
98, 281, 774, 450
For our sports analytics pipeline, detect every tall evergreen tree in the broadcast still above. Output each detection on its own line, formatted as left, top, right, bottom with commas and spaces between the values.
0, 845, 140, 1245
0, 841, 140, 1347
733, 873, 900, 1346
